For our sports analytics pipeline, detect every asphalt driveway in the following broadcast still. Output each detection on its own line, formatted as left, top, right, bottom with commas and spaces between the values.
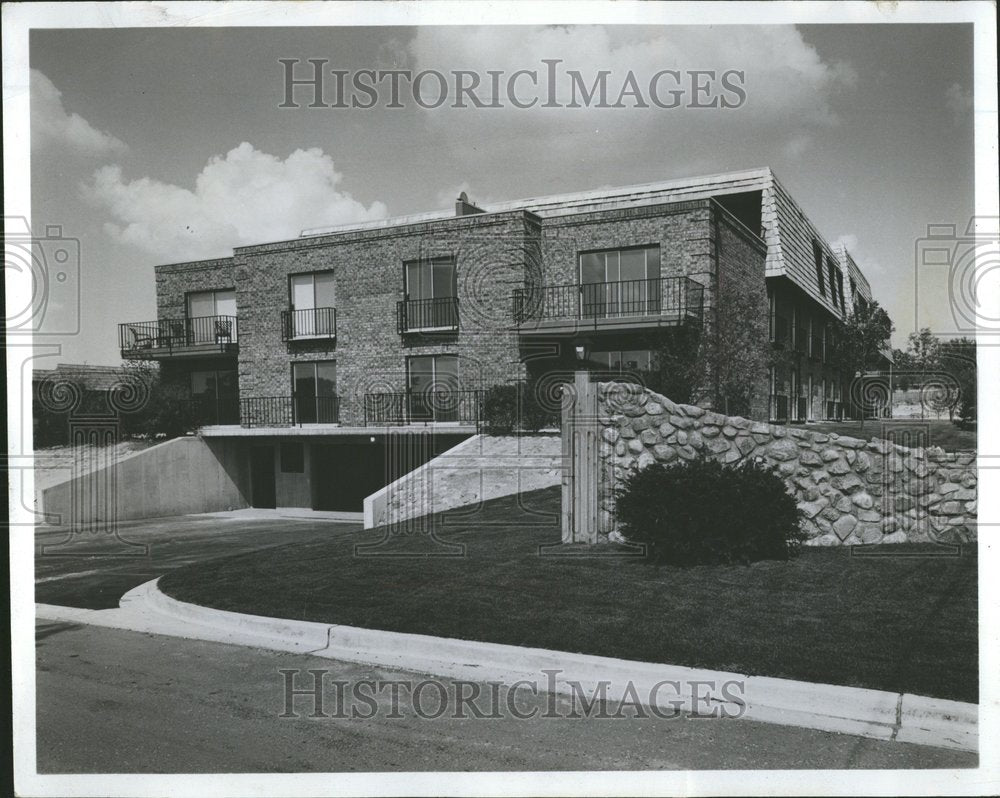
35, 512, 361, 609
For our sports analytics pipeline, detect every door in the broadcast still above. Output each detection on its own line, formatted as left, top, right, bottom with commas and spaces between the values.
407, 354, 459, 422
250, 446, 276, 509
187, 289, 237, 343
290, 273, 336, 337
293, 361, 337, 423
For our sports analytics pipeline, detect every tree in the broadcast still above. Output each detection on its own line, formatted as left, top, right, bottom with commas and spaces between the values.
891, 347, 915, 391
710, 272, 771, 417
641, 325, 705, 406
938, 337, 976, 427
830, 300, 894, 429
905, 328, 942, 417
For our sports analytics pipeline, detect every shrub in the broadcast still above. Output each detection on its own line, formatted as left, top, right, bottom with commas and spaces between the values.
955, 390, 976, 431
483, 384, 520, 434
613, 458, 805, 566
120, 379, 203, 440
482, 382, 561, 434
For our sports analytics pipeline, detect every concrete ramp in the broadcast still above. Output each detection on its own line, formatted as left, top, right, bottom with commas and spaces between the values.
38, 436, 249, 525
363, 434, 562, 528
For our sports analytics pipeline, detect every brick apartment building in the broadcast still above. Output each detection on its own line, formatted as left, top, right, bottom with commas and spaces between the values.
118, 166, 888, 512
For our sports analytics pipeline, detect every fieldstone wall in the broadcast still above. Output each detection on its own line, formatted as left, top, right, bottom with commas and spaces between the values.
596, 383, 977, 546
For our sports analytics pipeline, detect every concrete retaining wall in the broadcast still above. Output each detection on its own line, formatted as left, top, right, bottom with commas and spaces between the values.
597, 383, 977, 545
39, 436, 249, 524
364, 434, 562, 528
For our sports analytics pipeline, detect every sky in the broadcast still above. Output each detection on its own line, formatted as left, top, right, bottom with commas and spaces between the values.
29, 23, 975, 366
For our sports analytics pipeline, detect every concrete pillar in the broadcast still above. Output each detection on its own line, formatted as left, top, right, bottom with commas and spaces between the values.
561, 371, 600, 544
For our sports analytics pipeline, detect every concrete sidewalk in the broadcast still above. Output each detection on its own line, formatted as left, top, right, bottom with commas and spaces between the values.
37, 578, 978, 754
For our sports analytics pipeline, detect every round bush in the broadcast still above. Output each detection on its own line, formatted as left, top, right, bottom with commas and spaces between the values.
613, 458, 805, 566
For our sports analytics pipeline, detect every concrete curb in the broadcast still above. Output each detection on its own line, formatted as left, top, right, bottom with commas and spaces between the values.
39, 580, 977, 753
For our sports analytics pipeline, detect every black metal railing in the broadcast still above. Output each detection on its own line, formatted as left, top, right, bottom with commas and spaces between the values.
186, 395, 240, 426
770, 315, 790, 348
512, 277, 704, 326
364, 389, 483, 427
770, 393, 789, 421
239, 395, 339, 427
119, 315, 238, 355
281, 307, 336, 341
397, 297, 459, 333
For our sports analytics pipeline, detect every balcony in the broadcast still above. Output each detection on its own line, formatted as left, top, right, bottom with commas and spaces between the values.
512, 277, 704, 336
239, 395, 340, 428
281, 307, 337, 341
363, 389, 483, 427
397, 297, 459, 334
119, 315, 238, 359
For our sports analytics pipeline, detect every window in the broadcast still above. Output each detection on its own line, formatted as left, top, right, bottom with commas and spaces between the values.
292, 361, 338, 423
836, 270, 845, 311
407, 354, 459, 422
590, 349, 655, 373
579, 245, 661, 317
826, 259, 838, 308
813, 240, 825, 296
288, 272, 336, 338
189, 369, 238, 424
186, 289, 237, 343
403, 257, 457, 329
280, 442, 304, 473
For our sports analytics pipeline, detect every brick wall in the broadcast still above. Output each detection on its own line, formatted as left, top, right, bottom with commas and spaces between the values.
711, 202, 770, 419
233, 211, 537, 425
155, 257, 236, 320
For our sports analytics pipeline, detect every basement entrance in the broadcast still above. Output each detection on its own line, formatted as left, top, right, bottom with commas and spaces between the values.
311, 433, 468, 512
250, 445, 276, 509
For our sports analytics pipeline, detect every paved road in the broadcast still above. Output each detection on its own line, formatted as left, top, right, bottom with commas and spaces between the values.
36, 621, 977, 773
35, 513, 360, 608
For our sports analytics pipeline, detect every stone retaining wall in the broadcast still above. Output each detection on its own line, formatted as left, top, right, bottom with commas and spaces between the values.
596, 383, 977, 545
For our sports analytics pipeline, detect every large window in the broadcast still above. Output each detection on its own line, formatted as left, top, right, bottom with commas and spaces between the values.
827, 259, 839, 309
590, 349, 654, 373
288, 272, 336, 338
189, 369, 238, 424
813, 240, 826, 296
407, 354, 459, 422
403, 257, 458, 330
186, 289, 237, 343
292, 361, 338, 423
579, 245, 661, 318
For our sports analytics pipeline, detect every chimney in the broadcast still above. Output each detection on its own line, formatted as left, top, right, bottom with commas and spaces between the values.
455, 191, 485, 217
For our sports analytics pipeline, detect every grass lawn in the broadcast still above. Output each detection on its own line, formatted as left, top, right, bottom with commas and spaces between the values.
794, 419, 975, 452
159, 486, 978, 703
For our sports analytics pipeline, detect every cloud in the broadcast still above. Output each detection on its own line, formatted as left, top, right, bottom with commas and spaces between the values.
944, 82, 973, 125
405, 26, 856, 146
82, 142, 388, 261
31, 69, 127, 156
784, 133, 812, 159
